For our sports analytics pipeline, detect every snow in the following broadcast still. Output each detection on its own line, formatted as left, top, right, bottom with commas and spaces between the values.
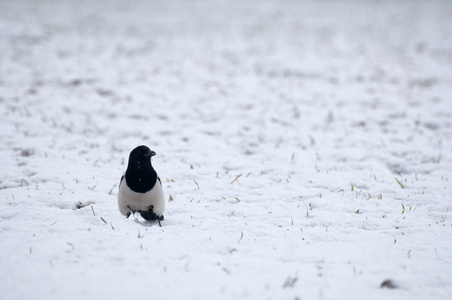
1, 0, 452, 299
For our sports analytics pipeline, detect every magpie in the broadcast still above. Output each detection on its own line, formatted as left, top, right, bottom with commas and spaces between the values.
118, 145, 165, 226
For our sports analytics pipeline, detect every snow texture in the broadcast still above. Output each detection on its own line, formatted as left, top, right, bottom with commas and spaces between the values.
1, 0, 452, 299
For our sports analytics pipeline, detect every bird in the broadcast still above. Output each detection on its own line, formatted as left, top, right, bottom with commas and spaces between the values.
118, 145, 165, 226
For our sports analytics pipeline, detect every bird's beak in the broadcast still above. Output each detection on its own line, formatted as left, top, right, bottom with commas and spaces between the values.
147, 150, 156, 157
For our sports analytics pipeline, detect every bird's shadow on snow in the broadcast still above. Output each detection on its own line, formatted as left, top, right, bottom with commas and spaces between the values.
133, 218, 160, 228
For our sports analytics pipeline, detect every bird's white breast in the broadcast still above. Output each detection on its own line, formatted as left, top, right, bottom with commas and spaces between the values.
118, 176, 165, 217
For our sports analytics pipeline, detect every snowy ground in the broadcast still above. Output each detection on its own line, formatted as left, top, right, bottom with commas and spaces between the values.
1, 0, 452, 299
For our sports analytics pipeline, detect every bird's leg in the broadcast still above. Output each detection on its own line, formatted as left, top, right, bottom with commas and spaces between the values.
127, 205, 135, 217
157, 215, 164, 227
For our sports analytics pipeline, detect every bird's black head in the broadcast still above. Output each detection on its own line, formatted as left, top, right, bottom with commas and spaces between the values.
128, 145, 156, 166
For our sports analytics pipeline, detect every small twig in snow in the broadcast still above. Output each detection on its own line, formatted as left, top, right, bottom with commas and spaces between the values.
231, 174, 242, 184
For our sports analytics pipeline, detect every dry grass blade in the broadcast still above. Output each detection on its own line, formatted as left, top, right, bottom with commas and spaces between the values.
231, 174, 242, 184
395, 177, 405, 189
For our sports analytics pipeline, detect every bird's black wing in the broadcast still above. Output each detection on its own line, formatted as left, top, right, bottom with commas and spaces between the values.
157, 176, 161, 184
119, 174, 125, 188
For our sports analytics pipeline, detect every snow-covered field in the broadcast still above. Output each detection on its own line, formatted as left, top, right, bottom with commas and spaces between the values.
1, 0, 451, 299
